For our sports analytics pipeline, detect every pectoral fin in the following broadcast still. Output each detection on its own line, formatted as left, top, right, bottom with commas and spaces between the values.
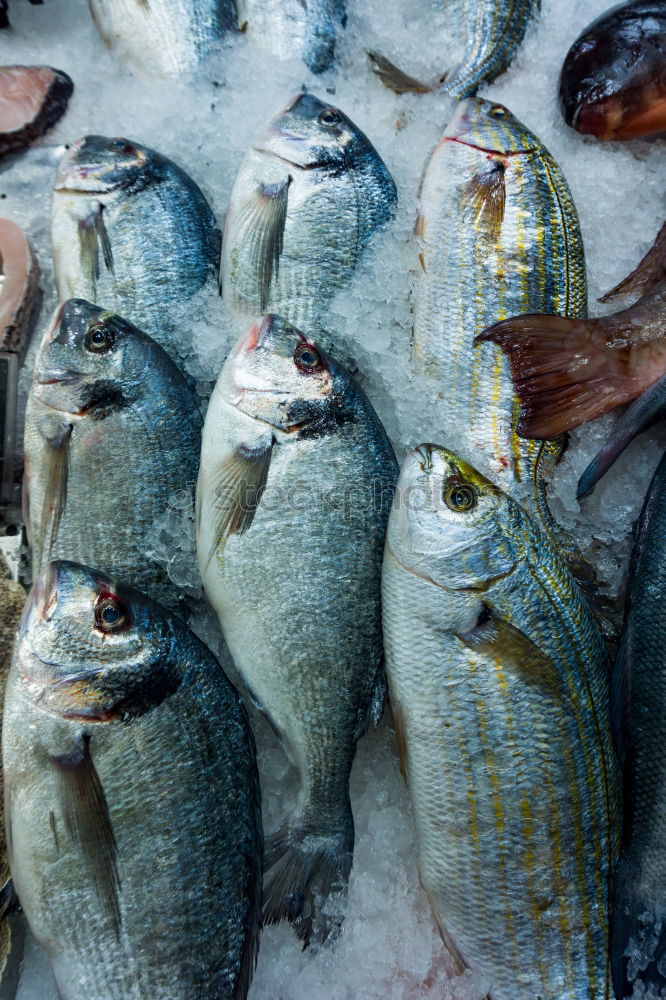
37, 423, 72, 572
77, 204, 113, 287
236, 179, 290, 311
367, 51, 433, 95
463, 159, 505, 243
205, 439, 273, 567
50, 734, 121, 934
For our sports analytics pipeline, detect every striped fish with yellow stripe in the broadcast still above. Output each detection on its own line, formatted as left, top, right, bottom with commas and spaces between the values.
413, 97, 586, 509
381, 444, 620, 1000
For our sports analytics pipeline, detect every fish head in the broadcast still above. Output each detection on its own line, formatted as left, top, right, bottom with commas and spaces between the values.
387, 444, 517, 590
16, 561, 173, 719
32, 299, 153, 416
445, 97, 537, 154
219, 314, 342, 434
54, 135, 154, 194
257, 93, 370, 168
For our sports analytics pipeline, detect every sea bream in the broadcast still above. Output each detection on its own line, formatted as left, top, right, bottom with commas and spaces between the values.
196, 314, 398, 944
23, 299, 202, 611
88, 0, 236, 77
382, 444, 620, 1000
412, 97, 586, 509
51, 135, 221, 356
220, 94, 397, 341
236, 0, 346, 74
3, 560, 262, 1000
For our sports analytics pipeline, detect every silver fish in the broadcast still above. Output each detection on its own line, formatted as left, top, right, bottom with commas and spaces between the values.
382, 444, 620, 1000
88, 0, 236, 77
52, 135, 221, 356
221, 93, 397, 340
23, 299, 202, 611
236, 0, 345, 73
3, 559, 262, 1000
196, 314, 397, 944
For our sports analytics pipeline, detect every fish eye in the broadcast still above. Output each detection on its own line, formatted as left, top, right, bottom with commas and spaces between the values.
95, 596, 129, 633
318, 108, 341, 127
444, 482, 477, 512
110, 138, 134, 154
85, 324, 115, 353
489, 105, 507, 119
294, 342, 322, 372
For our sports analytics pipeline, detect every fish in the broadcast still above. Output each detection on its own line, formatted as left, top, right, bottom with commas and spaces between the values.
3, 559, 262, 1000
236, 0, 346, 74
23, 299, 203, 611
412, 97, 587, 509
381, 443, 620, 1000
220, 93, 397, 341
51, 135, 221, 356
0, 65, 73, 162
369, 0, 538, 99
559, 1, 666, 141
0, 218, 40, 356
480, 222, 666, 439
196, 314, 398, 944
88, 0, 236, 77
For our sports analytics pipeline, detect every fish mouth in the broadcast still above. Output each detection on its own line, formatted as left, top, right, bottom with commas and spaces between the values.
35, 369, 86, 386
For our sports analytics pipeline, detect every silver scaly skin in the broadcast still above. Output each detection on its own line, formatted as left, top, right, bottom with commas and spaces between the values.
437, 0, 538, 98
221, 94, 397, 342
88, 0, 236, 77
23, 299, 202, 611
413, 98, 586, 510
382, 445, 620, 1000
236, 0, 345, 74
52, 135, 221, 357
4, 561, 262, 1000
196, 314, 398, 944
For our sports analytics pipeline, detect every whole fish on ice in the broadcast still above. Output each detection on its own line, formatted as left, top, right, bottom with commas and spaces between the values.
412, 97, 586, 509
369, 0, 538, 99
237, 0, 346, 73
196, 314, 398, 944
3, 559, 262, 1000
23, 299, 202, 610
51, 135, 221, 356
88, 0, 236, 77
221, 93, 397, 341
382, 444, 620, 1000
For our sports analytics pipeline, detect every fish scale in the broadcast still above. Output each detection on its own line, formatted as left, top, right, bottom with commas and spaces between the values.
382, 445, 619, 1000
413, 98, 586, 510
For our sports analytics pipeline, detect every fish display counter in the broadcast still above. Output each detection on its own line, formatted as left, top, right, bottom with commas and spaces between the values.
0, 1, 664, 999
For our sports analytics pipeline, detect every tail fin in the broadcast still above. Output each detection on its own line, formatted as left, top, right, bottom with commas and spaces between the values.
611, 855, 666, 999
367, 51, 434, 95
577, 373, 666, 499
478, 314, 639, 438
262, 817, 354, 948
600, 222, 666, 303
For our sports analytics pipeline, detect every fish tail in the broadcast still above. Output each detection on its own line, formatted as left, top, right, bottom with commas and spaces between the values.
366, 51, 434, 95
612, 854, 666, 999
478, 314, 634, 437
262, 808, 354, 948
600, 222, 665, 303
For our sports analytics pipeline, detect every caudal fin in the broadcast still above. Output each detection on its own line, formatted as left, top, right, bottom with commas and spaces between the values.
600, 222, 666, 303
367, 51, 434, 95
479, 314, 639, 438
262, 820, 353, 948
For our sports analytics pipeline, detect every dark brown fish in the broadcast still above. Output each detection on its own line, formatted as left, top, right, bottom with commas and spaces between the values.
0, 65, 73, 161
560, 1, 666, 140
479, 223, 666, 438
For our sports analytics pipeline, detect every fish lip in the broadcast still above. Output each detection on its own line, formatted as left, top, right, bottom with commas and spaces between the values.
251, 143, 327, 172
35, 369, 86, 386
444, 135, 537, 158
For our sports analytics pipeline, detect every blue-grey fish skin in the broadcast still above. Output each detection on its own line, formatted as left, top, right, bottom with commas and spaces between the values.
611, 451, 666, 997
3, 560, 262, 1000
440, 0, 539, 98
88, 0, 236, 77
237, 0, 345, 73
52, 135, 221, 357
221, 94, 397, 342
23, 299, 202, 612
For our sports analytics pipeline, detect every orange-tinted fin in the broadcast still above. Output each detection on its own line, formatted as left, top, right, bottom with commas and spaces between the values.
50, 734, 121, 935
367, 51, 434, 95
463, 159, 506, 243
478, 313, 636, 438
600, 222, 666, 303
